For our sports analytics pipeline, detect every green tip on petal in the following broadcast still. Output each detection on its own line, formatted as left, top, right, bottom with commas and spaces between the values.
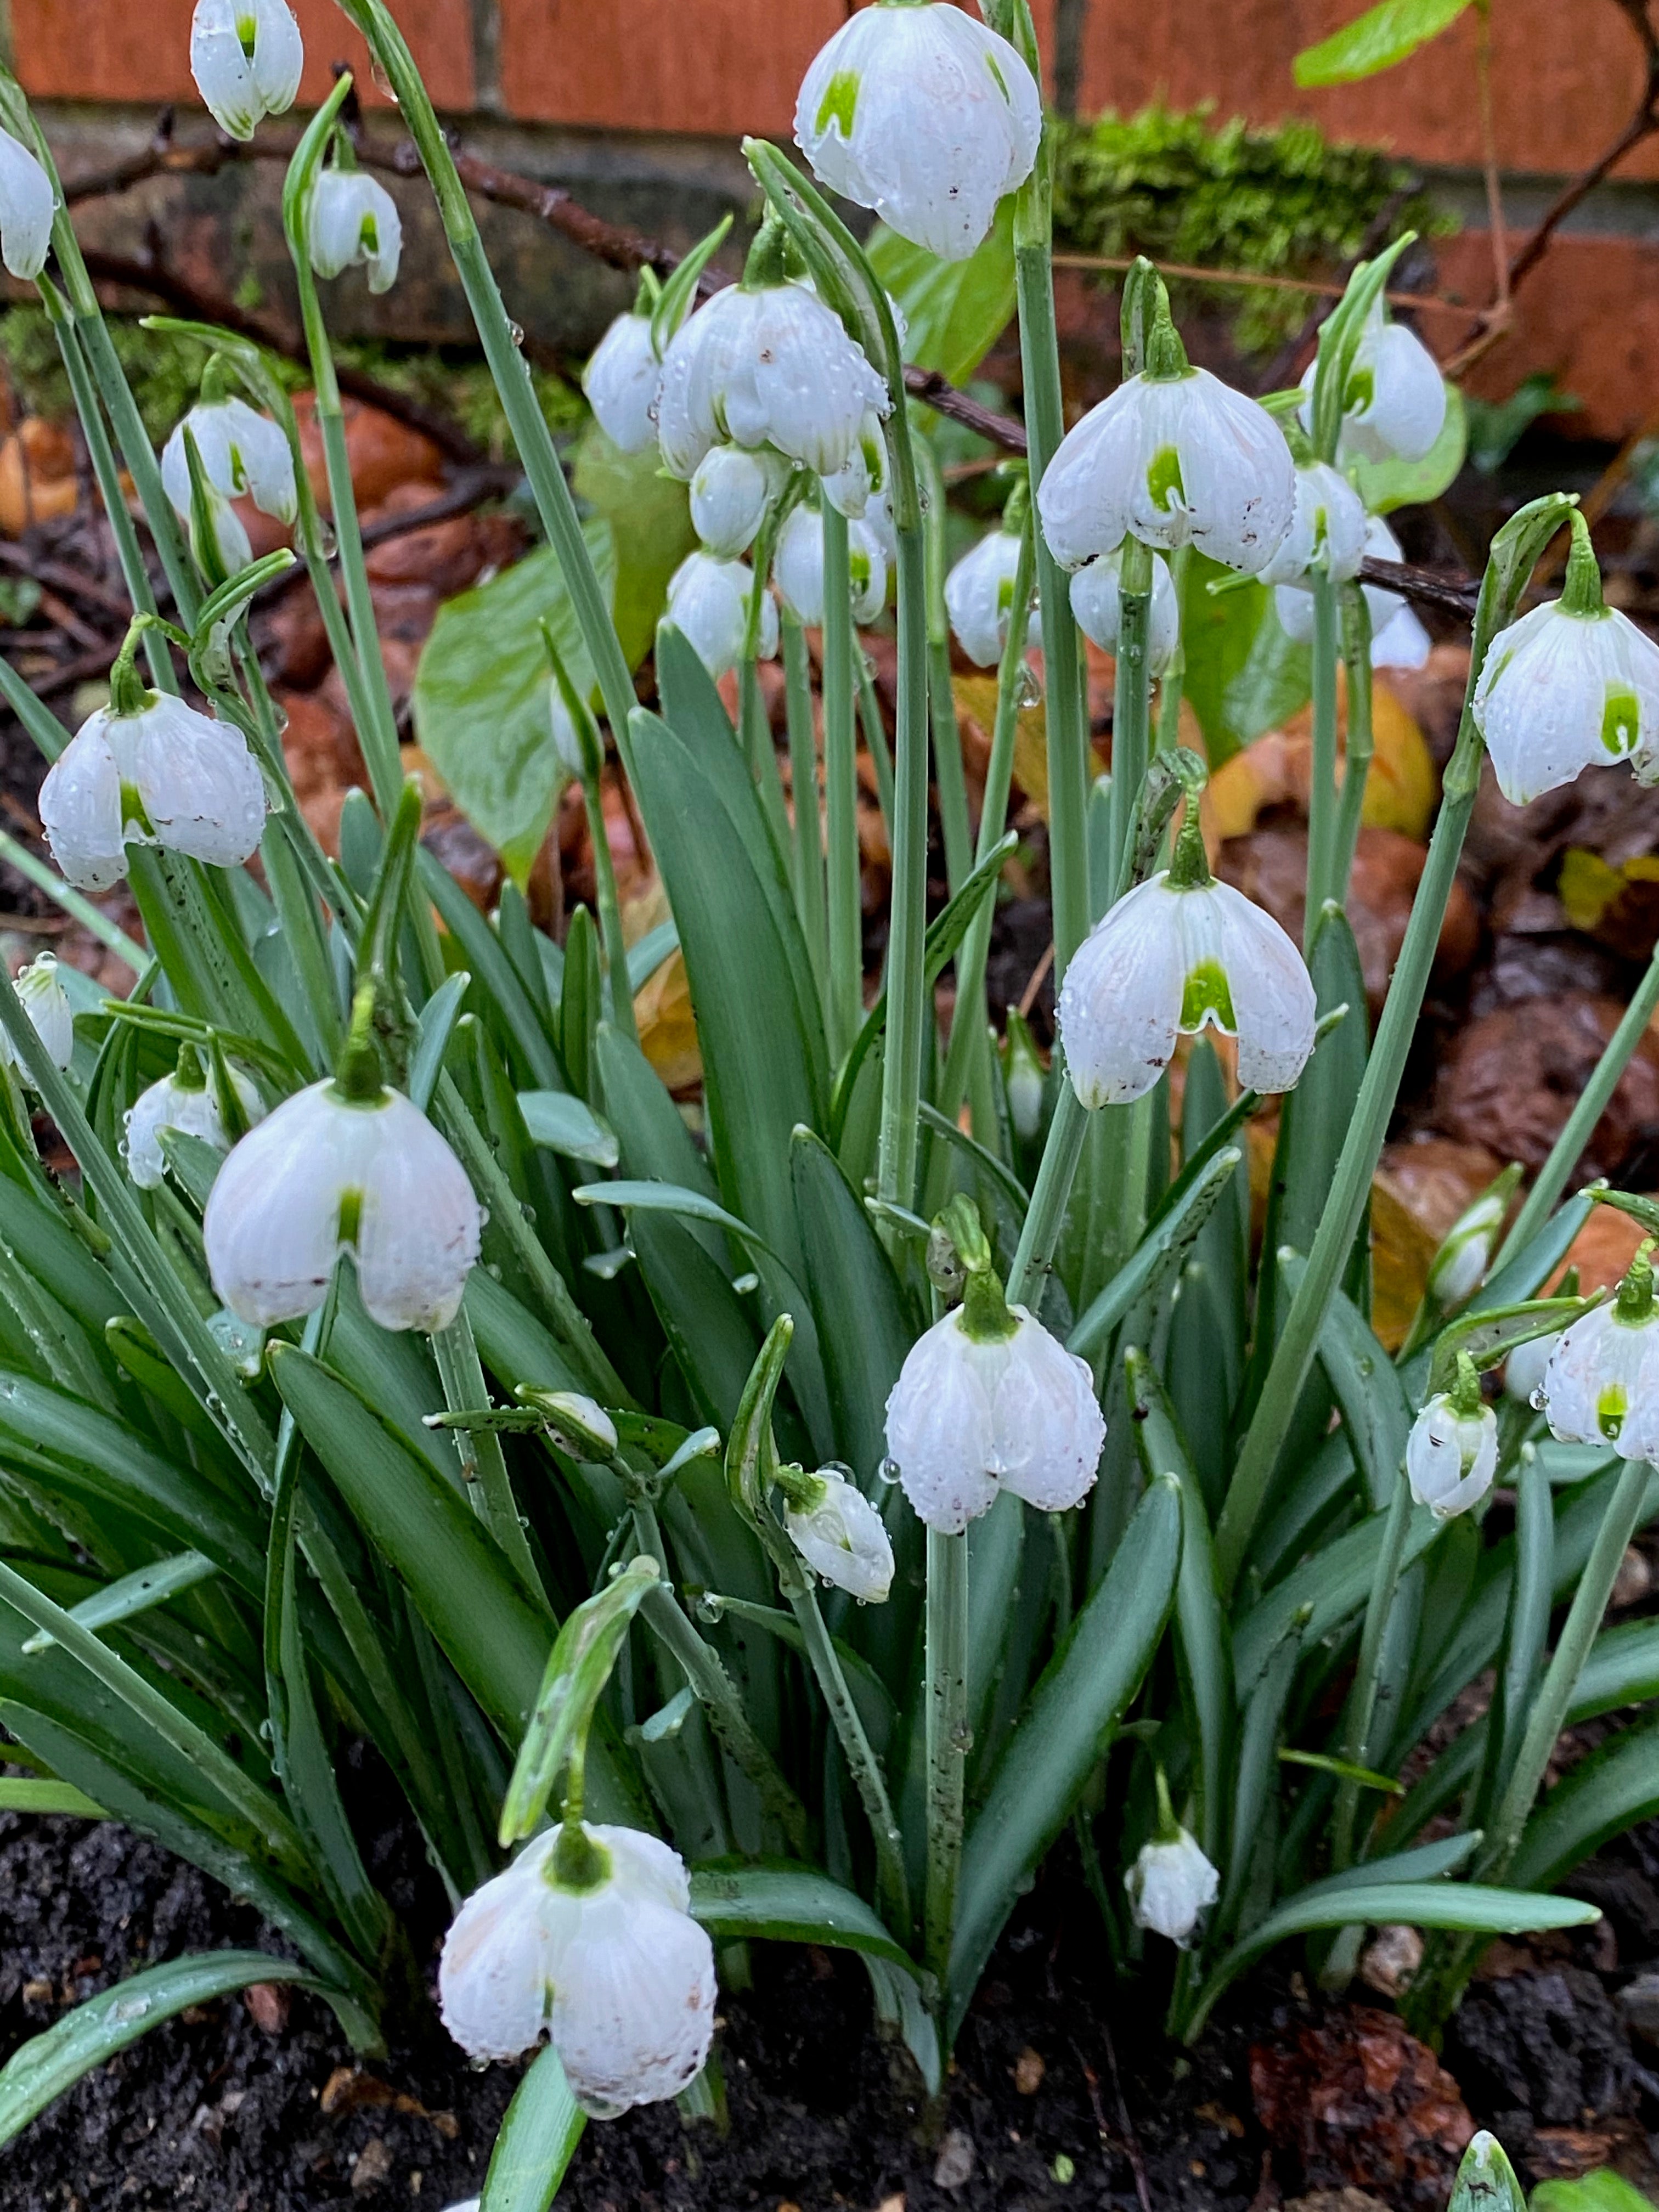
815, 70, 860, 138
1180, 957, 1236, 1035
1147, 444, 1186, 515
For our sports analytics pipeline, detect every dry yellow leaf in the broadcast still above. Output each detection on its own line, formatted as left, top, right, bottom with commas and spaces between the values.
952, 674, 1048, 817
634, 947, 701, 1093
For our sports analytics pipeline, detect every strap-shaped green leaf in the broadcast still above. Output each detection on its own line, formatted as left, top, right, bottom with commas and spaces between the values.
689, 1861, 915, 1972
480, 2043, 587, 2212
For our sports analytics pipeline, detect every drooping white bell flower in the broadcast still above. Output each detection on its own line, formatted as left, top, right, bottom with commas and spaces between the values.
1304, 298, 1447, 467
40, 690, 267, 893
1039, 311, 1295, 577
308, 169, 402, 295
583, 310, 662, 455
1372, 599, 1432, 670
774, 505, 886, 628
820, 409, 888, 522
654, 247, 888, 483
664, 550, 776, 679
536, 1390, 620, 1460
885, 1252, 1105, 1534
162, 397, 295, 533
1406, 1358, 1498, 1520
1537, 1252, 1659, 1457
1504, 1329, 1558, 1408
1057, 820, 1317, 1108
123, 1046, 264, 1192
794, 1, 1042, 263
1273, 514, 1421, 665
1425, 1166, 1520, 1312
189, 0, 303, 142
203, 1076, 482, 1332
439, 1821, 715, 2117
1, 953, 74, 1080
1257, 460, 1368, 591
0, 129, 57, 282
1069, 546, 1181, 676
1125, 1774, 1220, 1946
1472, 520, 1659, 806
781, 1465, 894, 1602
943, 527, 1042, 668
689, 444, 789, 561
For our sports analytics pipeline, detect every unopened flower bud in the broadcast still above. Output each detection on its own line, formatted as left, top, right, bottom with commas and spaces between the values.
583, 309, 661, 455
1069, 546, 1181, 675
190, 0, 302, 141
2, 953, 74, 1080
1126, 1821, 1219, 1946
309, 169, 402, 295
774, 505, 886, 627
1406, 1359, 1498, 1520
124, 1047, 264, 1190
0, 129, 56, 281
689, 443, 788, 561
781, 1465, 893, 1601
664, 550, 776, 679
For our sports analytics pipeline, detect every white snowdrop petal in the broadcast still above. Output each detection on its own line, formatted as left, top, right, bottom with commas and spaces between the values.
1504, 1331, 1556, 1408
1475, 599, 1659, 805
989, 1310, 1104, 1513
1540, 1303, 1659, 1453
1372, 602, 1431, 670
437, 1829, 562, 2063
123, 1068, 264, 1191
821, 410, 886, 520
945, 529, 1023, 667
1210, 881, 1318, 1094
1257, 461, 1368, 589
885, 1313, 1001, 1533
583, 313, 662, 455
353, 1090, 484, 1331
1126, 1828, 1219, 1946
794, 3, 1041, 262
39, 715, 126, 891
1406, 1396, 1498, 1519
549, 1878, 716, 2117
189, 0, 262, 138
0, 131, 57, 281
689, 444, 779, 560
1068, 549, 1180, 674
774, 505, 826, 625
1056, 876, 1188, 1107
665, 550, 762, 679
309, 171, 403, 292
786, 1469, 895, 1601
4, 955, 75, 1077
131, 695, 267, 870
1350, 317, 1447, 465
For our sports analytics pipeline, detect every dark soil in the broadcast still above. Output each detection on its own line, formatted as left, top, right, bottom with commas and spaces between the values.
7, 1788, 1659, 2212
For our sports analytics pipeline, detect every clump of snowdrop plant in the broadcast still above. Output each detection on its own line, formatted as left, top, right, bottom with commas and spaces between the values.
0, 9, 1646, 2182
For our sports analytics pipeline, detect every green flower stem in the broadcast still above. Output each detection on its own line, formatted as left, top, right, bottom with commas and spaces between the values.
332, 0, 639, 774
641, 1578, 811, 1856
1497, 943, 1659, 1268
821, 503, 864, 1063
1330, 1472, 1417, 1871
1155, 546, 1190, 753
857, 651, 898, 848
920, 439, 972, 900
0, 829, 144, 972
578, 768, 639, 1048
740, 657, 794, 873
1007, 1081, 1090, 1308
1305, 572, 1341, 944
935, 514, 1038, 1136
782, 1561, 911, 1940
1331, 582, 1374, 909
782, 613, 830, 999
877, 519, 932, 1214
433, 1308, 548, 1606
1213, 496, 1575, 1594
924, 1523, 969, 1996
1107, 537, 1154, 899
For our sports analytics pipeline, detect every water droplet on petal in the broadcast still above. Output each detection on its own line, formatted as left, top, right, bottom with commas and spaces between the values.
878, 1455, 900, 1487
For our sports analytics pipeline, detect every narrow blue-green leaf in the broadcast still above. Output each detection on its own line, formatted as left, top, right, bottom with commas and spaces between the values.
689, 1861, 913, 1971
410, 970, 471, 1111
19, 1550, 216, 1655
1511, 1706, 1659, 1892
0, 1778, 105, 1816
481, 2042, 587, 2212
625, 920, 680, 994
518, 1091, 620, 1168
1069, 1142, 1244, 1360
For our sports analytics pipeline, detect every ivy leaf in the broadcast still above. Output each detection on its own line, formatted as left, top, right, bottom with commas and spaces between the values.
1294, 0, 1474, 87
866, 200, 1017, 387
572, 419, 696, 668
1178, 554, 1311, 767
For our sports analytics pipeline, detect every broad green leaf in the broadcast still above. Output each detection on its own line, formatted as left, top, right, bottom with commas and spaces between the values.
1179, 554, 1311, 767
501, 1559, 662, 1840
412, 523, 616, 885
1069, 1141, 1244, 1361
789, 1128, 913, 1483
1351, 382, 1467, 512
572, 419, 697, 669
1534, 2173, 1659, 2212
1184, 1878, 1596, 2040
19, 1550, 216, 1655
1294, 0, 1474, 85
866, 199, 1016, 387
689, 1861, 915, 1971
951, 1475, 1182, 2027
0, 1953, 349, 2148
0, 1778, 104, 1815
1511, 1705, 1659, 1892
518, 1090, 620, 1168
481, 2043, 587, 2212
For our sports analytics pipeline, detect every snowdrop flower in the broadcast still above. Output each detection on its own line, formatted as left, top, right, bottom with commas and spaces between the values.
689, 444, 789, 561
439, 1821, 715, 2116
190, 0, 302, 141
1504, 1329, 1558, 1408
1305, 298, 1446, 467
944, 527, 1042, 668
655, 232, 888, 482
1125, 1774, 1218, 1947
536, 1391, 620, 1459
780, 1465, 894, 1602
821, 410, 888, 522
1407, 1357, 1498, 1520
1039, 309, 1295, 576
583, 308, 661, 454
1069, 547, 1181, 675
1257, 461, 1368, 591
1372, 598, 1432, 670
774, 505, 886, 628
1057, 818, 1316, 1108
41, 683, 266, 894
1, 954, 74, 1080
664, 550, 776, 679
308, 168, 402, 294
885, 1210, 1104, 1534
203, 1060, 482, 1333
0, 129, 56, 281
1274, 515, 1423, 667
124, 1044, 264, 1191
795, 1, 1041, 262
1472, 517, 1659, 805
1537, 1250, 1659, 1456
160, 392, 296, 579
1426, 1165, 1520, 1312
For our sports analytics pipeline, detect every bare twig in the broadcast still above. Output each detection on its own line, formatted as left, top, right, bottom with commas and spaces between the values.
0, 540, 135, 620
1051, 251, 1472, 319
1358, 555, 1480, 619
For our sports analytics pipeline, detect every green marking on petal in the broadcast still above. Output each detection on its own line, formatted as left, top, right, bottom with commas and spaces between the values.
996, 576, 1014, 614
1343, 365, 1375, 415
816, 70, 860, 138
1180, 957, 1235, 1034
1602, 683, 1641, 757
360, 215, 380, 255
1147, 445, 1186, 515
118, 780, 154, 839
985, 51, 1011, 101
236, 13, 258, 57
1597, 1383, 1627, 1441
337, 1186, 363, 1248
